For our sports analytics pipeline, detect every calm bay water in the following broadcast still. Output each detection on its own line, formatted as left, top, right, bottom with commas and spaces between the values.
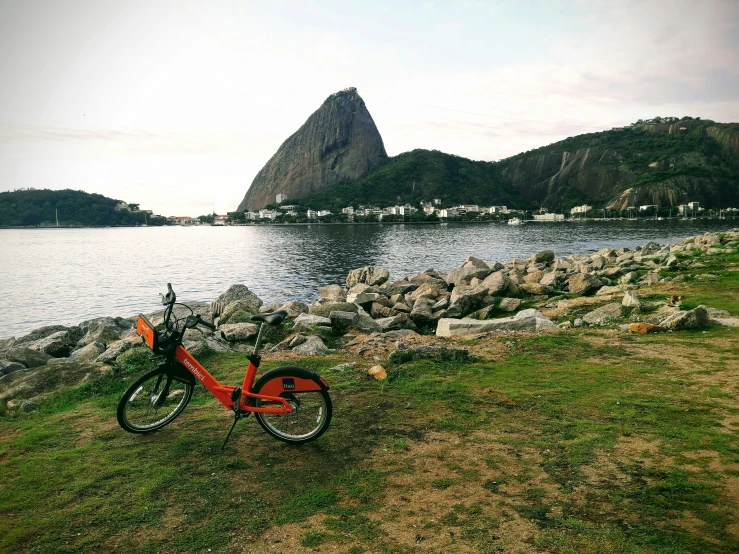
1, 219, 737, 338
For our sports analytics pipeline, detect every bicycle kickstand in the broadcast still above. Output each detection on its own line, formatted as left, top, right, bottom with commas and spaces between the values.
221, 412, 242, 451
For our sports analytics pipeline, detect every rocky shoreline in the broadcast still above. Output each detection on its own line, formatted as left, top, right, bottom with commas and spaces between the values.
2, 228, 738, 412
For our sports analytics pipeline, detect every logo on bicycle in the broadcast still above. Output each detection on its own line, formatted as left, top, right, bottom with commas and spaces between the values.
282, 378, 295, 390
182, 358, 205, 381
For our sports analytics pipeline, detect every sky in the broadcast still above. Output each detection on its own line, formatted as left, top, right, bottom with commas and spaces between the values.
0, 0, 738, 216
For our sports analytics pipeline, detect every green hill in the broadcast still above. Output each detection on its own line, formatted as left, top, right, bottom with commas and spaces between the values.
288, 117, 739, 212
0, 189, 161, 227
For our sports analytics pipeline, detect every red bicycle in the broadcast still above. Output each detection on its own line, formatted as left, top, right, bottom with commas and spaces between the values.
116, 284, 332, 446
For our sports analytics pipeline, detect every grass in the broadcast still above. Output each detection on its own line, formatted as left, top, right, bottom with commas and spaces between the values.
1, 249, 738, 552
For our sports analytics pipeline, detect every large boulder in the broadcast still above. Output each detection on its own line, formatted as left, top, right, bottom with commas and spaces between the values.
519, 283, 554, 296
278, 301, 310, 319
211, 285, 263, 318
218, 300, 261, 325
69, 342, 106, 362
567, 274, 604, 296
294, 313, 332, 330
219, 322, 259, 341
23, 330, 76, 357
481, 271, 510, 296
292, 336, 329, 356
319, 285, 346, 302
346, 266, 390, 288
498, 298, 522, 312
463, 256, 489, 269
532, 250, 555, 264
329, 311, 358, 334
15, 325, 81, 346
309, 302, 358, 317
447, 284, 488, 317
582, 303, 623, 326
622, 291, 641, 308
409, 297, 435, 325
95, 338, 136, 363
436, 309, 557, 337
346, 291, 381, 305
0, 360, 26, 377
660, 307, 709, 330
4, 347, 52, 368
78, 317, 134, 346
353, 312, 381, 333
446, 267, 491, 286
406, 281, 446, 303
0, 360, 110, 404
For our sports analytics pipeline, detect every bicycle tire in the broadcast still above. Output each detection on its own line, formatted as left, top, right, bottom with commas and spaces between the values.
117, 367, 194, 434
253, 372, 332, 444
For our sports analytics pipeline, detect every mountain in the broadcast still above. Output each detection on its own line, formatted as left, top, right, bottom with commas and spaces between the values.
237, 88, 388, 211
0, 189, 159, 227
290, 116, 739, 212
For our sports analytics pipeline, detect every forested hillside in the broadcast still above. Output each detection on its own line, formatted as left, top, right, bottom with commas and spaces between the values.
0, 189, 159, 227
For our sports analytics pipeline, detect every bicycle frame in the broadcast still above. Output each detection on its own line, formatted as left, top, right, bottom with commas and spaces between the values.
137, 314, 325, 415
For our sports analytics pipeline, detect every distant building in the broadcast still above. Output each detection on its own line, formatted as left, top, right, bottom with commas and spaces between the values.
433, 198, 441, 205
318, 210, 331, 217
259, 209, 279, 220
639, 205, 658, 212
167, 216, 194, 225
115, 202, 130, 211
307, 209, 318, 219
246, 211, 259, 220
571, 204, 592, 215
439, 208, 461, 218
423, 205, 435, 215
687, 201, 700, 211
279, 204, 297, 211
458, 204, 479, 213
342, 206, 355, 215
213, 214, 228, 225
276, 193, 288, 203
488, 206, 507, 214
533, 213, 565, 221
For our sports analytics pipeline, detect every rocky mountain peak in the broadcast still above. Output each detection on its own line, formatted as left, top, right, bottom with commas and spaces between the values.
237, 88, 388, 211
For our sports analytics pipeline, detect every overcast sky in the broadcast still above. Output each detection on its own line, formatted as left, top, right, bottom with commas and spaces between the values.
1, 0, 737, 216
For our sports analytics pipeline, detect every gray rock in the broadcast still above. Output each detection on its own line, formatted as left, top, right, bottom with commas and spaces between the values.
391, 302, 411, 313
184, 336, 231, 356
596, 285, 627, 296
406, 281, 446, 303
16, 325, 81, 346
346, 291, 381, 305
642, 272, 661, 285
463, 256, 489, 269
218, 300, 260, 325
309, 302, 358, 317
329, 362, 357, 372
353, 312, 381, 333
319, 285, 346, 302
481, 271, 511, 296
519, 283, 554, 296
95, 339, 135, 363
582, 303, 623, 326
431, 296, 450, 311
532, 250, 555, 264
346, 266, 390, 288
448, 284, 488, 317
660, 307, 709, 330
78, 317, 134, 346
383, 329, 419, 338
446, 266, 491, 286
498, 298, 522, 312
329, 311, 358, 333
0, 360, 26, 377
567, 274, 604, 295
370, 302, 394, 318
573, 318, 585, 328
24, 330, 75, 357
409, 297, 435, 324
0, 360, 109, 404
436, 310, 557, 337
278, 300, 310, 319
211, 284, 263, 318
292, 335, 329, 356
0, 336, 16, 350
375, 314, 415, 332
69, 342, 106, 362
622, 291, 641, 308
294, 313, 332, 329
219, 322, 259, 341
389, 345, 471, 364
4, 347, 52, 368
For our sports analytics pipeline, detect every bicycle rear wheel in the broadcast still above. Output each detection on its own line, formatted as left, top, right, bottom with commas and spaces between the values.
253, 375, 332, 444
117, 367, 194, 433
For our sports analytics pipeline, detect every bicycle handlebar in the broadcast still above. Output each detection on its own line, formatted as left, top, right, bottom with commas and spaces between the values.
195, 315, 216, 331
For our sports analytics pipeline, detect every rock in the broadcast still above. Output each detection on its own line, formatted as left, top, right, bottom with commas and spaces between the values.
539, 272, 561, 287
389, 345, 470, 364
498, 298, 521, 312
24, 330, 75, 357
293, 313, 332, 329
590, 255, 607, 270
211, 284, 263, 318
567, 274, 604, 296
218, 300, 260, 325
0, 360, 26, 377
293, 336, 329, 356
519, 283, 554, 296
467, 305, 497, 320
436, 310, 557, 337
330, 311, 358, 333
446, 266, 491, 286
582, 303, 623, 326
309, 302, 358, 317
463, 256, 489, 269
95, 339, 135, 363
596, 285, 627, 296
78, 317, 133, 346
532, 250, 555, 264
620, 271, 638, 284
375, 314, 415, 332
448, 284, 488, 315
0, 336, 16, 350
642, 272, 661, 285
431, 296, 450, 311
406, 281, 445, 303
660, 307, 709, 330
346, 291, 381, 305
622, 291, 641, 308
573, 318, 585, 328
383, 329, 418, 338
382, 280, 419, 295
353, 312, 381, 333
628, 323, 666, 334
288, 334, 308, 348
346, 266, 390, 288
4, 347, 52, 368
16, 325, 81, 346
391, 302, 411, 313
184, 336, 231, 356
409, 297, 435, 324
368, 365, 387, 381
329, 362, 356, 372
523, 270, 544, 284
219, 322, 259, 341
0, 360, 109, 404
278, 301, 310, 319
370, 303, 394, 318
319, 285, 346, 302
69, 342, 106, 361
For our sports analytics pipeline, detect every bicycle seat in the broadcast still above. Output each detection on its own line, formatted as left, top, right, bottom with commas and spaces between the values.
251, 310, 288, 326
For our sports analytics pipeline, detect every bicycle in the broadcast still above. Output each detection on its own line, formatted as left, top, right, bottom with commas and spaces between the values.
116, 283, 332, 447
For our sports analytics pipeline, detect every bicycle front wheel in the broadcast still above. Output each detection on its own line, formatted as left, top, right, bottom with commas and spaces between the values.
254, 376, 332, 444
117, 367, 194, 433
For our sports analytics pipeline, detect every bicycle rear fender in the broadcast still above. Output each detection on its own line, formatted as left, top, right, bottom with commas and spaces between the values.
254, 366, 329, 396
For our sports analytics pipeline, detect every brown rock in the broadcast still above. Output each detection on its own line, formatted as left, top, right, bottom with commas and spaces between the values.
628, 323, 666, 334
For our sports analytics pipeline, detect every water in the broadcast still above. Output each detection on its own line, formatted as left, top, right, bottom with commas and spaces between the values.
1, 219, 736, 337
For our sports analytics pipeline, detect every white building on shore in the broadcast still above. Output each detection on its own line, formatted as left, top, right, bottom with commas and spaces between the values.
533, 213, 565, 221
571, 204, 592, 215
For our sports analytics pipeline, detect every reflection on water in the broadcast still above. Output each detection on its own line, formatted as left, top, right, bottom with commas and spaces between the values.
1, 219, 736, 336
